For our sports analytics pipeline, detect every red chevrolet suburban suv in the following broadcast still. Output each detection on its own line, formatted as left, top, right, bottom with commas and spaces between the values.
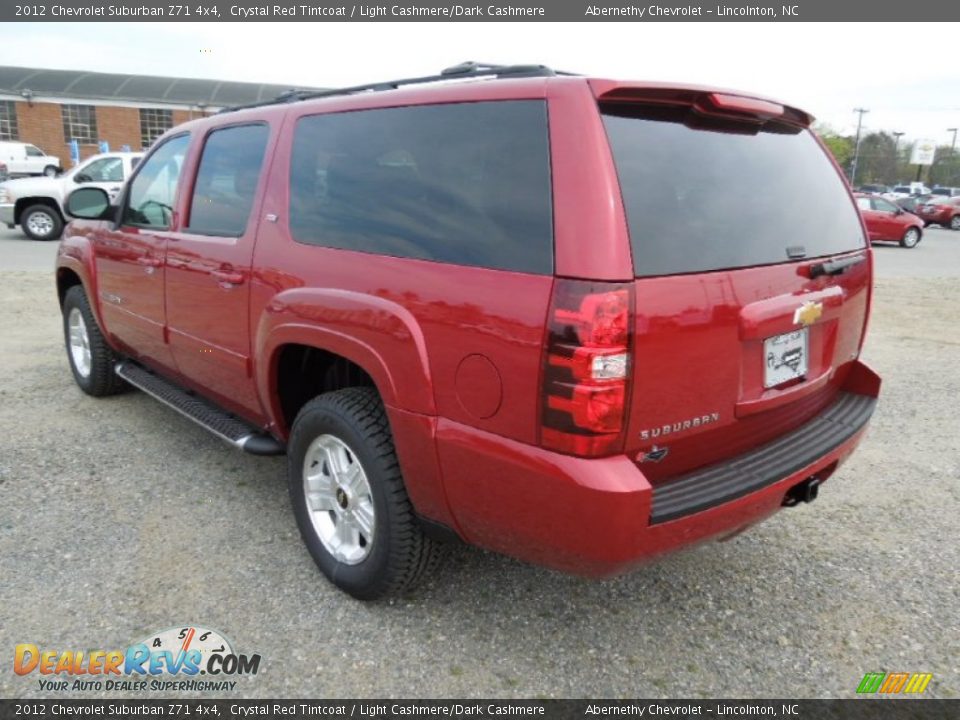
57, 63, 880, 599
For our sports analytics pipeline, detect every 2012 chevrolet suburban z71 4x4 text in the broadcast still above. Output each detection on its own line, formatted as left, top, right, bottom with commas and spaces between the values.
56, 62, 880, 600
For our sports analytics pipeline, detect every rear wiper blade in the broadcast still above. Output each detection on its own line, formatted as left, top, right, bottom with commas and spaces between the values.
808, 255, 866, 279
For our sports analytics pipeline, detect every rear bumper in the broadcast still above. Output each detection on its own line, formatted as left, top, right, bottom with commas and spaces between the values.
435, 360, 879, 577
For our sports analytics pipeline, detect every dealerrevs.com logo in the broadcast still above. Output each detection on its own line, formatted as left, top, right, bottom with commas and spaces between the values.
14, 625, 262, 693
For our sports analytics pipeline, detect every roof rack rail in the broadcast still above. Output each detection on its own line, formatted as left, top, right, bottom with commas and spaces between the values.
219, 61, 573, 114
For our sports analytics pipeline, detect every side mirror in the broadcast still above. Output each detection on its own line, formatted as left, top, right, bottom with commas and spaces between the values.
65, 187, 113, 220
74, 173, 93, 184
894, 207, 904, 215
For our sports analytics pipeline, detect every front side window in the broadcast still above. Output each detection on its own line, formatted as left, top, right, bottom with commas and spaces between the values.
62, 105, 98, 144
0, 101, 18, 141
140, 108, 174, 149
122, 134, 190, 229
855, 197, 871, 211
78, 157, 123, 182
289, 101, 553, 274
187, 124, 269, 236
26, 145, 44, 157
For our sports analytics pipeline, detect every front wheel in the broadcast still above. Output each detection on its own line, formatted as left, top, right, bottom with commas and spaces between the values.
950, 215, 960, 231
900, 227, 921, 248
62, 286, 126, 396
287, 387, 440, 600
43, 165, 59, 178
21, 204, 63, 241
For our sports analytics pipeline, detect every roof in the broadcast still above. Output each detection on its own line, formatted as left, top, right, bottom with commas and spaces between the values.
0, 65, 324, 108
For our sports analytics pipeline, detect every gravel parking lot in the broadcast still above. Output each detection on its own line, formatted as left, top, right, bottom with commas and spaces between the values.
1, 225, 958, 699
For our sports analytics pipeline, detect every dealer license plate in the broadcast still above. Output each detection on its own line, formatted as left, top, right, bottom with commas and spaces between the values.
764, 329, 808, 388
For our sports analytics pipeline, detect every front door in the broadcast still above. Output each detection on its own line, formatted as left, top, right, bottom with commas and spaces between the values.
870, 196, 903, 240
165, 123, 272, 420
93, 134, 191, 370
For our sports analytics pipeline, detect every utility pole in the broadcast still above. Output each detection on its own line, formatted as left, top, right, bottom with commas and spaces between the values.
892, 131, 904, 183
851, 108, 869, 186
949, 128, 958, 186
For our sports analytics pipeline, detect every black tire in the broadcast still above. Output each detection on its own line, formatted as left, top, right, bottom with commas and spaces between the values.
62, 285, 126, 396
287, 387, 440, 600
950, 215, 960, 231
21, 204, 63, 241
900, 226, 921, 248
43, 165, 59, 178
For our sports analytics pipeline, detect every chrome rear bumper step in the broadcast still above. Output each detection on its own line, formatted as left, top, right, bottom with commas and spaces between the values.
115, 361, 285, 456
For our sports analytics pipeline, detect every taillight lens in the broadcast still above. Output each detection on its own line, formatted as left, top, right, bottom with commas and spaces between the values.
540, 279, 633, 457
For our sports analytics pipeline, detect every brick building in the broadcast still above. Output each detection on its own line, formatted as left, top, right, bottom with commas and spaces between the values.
0, 65, 321, 165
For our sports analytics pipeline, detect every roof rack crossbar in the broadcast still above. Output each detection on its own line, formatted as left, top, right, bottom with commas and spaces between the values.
218, 61, 571, 114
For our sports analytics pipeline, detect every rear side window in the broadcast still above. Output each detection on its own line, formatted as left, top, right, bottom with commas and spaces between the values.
602, 104, 866, 277
289, 101, 553, 274
187, 124, 269, 237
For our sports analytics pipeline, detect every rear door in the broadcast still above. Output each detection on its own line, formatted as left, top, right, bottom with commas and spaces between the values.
855, 196, 880, 240
24, 145, 47, 175
870, 196, 904, 239
599, 96, 870, 481
164, 122, 272, 419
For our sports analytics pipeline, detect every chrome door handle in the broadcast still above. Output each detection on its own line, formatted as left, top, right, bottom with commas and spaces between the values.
212, 270, 244, 285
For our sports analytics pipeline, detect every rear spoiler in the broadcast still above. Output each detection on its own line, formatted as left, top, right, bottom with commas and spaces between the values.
588, 80, 814, 127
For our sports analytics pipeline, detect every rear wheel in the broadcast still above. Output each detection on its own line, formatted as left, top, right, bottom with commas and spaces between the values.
950, 215, 960, 231
287, 387, 440, 600
21, 204, 63, 241
62, 286, 126, 396
900, 226, 921, 248
43, 165, 59, 178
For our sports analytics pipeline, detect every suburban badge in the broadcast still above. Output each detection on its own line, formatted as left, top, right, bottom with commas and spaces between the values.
639, 412, 720, 441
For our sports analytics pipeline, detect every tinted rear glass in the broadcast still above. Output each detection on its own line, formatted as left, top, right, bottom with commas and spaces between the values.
289, 101, 553, 274
602, 104, 866, 277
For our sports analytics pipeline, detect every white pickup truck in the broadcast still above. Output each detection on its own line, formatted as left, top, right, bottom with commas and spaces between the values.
0, 151, 142, 240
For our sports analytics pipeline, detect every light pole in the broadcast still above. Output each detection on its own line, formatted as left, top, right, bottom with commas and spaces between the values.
949, 128, 958, 187
851, 108, 869, 186
892, 131, 904, 182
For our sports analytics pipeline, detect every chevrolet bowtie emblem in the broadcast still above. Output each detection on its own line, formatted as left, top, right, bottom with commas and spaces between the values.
793, 300, 823, 327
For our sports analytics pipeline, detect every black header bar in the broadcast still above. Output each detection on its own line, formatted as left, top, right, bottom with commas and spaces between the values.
3, 0, 960, 22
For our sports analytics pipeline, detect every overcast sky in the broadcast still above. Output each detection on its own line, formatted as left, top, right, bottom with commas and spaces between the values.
3, 22, 958, 144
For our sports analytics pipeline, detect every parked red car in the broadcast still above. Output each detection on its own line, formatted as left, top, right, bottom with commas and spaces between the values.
855, 193, 924, 247
916, 196, 960, 230
56, 63, 880, 599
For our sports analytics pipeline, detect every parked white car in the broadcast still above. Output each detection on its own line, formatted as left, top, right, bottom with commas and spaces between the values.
0, 151, 142, 240
884, 183, 932, 200
0, 141, 62, 178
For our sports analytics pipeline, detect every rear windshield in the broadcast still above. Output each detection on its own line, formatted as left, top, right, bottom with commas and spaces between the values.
602, 103, 866, 277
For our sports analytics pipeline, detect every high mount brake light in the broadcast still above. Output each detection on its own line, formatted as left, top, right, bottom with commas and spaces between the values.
540, 279, 633, 458
706, 93, 784, 119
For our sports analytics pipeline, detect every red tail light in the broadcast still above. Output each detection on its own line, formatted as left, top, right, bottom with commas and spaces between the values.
540, 279, 633, 457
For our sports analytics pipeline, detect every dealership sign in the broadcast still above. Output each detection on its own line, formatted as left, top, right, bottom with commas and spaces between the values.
910, 139, 937, 166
